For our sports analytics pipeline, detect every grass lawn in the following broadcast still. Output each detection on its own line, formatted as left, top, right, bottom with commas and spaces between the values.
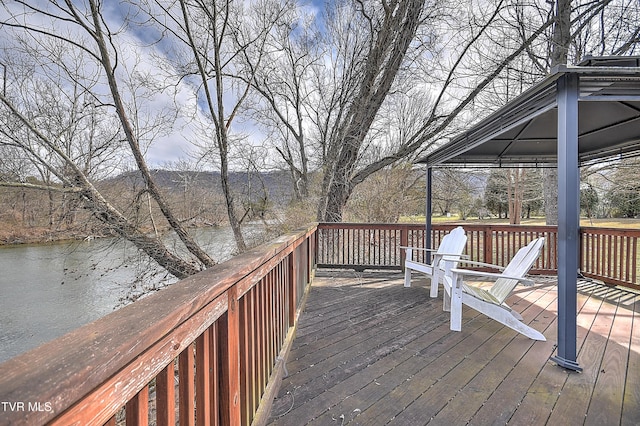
401, 215, 640, 229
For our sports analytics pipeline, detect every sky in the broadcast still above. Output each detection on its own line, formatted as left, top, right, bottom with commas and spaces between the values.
111, 0, 330, 168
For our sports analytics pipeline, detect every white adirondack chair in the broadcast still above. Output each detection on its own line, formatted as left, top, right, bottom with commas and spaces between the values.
443, 237, 546, 341
403, 226, 467, 298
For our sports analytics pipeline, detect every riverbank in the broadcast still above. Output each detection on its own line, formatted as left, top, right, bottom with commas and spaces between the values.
0, 223, 115, 246
0, 227, 90, 245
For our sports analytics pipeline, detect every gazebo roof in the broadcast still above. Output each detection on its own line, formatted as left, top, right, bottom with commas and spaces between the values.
419, 56, 640, 168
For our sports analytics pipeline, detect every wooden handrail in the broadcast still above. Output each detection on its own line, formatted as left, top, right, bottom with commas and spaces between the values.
0, 224, 318, 425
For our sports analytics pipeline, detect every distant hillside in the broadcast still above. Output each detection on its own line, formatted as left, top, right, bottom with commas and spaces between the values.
104, 169, 295, 206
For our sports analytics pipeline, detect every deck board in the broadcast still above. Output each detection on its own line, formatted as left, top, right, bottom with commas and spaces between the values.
586, 290, 630, 425
622, 296, 640, 425
267, 270, 640, 425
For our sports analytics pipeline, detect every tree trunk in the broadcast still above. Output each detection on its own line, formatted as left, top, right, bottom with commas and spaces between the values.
79, 183, 201, 279
220, 148, 247, 252
318, 0, 425, 222
507, 168, 525, 225
543, 168, 559, 225
544, 0, 572, 225
89, 1, 215, 268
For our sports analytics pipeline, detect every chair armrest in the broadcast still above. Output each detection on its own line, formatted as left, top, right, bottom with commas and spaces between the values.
434, 253, 469, 259
400, 246, 437, 252
456, 259, 506, 271
449, 268, 535, 286
400, 246, 468, 258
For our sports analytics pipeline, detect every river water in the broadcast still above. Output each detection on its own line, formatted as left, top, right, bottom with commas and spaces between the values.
0, 226, 262, 363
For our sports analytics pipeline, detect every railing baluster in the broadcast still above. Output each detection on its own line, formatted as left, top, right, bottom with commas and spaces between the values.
209, 325, 220, 426
288, 249, 296, 325
220, 287, 241, 425
179, 345, 195, 426
248, 288, 258, 418
156, 363, 176, 426
196, 330, 211, 426
255, 283, 264, 398
125, 386, 149, 426
267, 270, 275, 375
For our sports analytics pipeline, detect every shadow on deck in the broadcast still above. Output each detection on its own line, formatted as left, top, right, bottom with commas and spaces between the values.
267, 269, 640, 425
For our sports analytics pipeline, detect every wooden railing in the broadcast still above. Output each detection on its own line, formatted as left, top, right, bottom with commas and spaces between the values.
581, 226, 640, 289
0, 225, 317, 426
317, 223, 639, 290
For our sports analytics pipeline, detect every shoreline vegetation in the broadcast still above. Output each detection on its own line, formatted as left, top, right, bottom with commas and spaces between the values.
0, 220, 223, 246
0, 226, 110, 246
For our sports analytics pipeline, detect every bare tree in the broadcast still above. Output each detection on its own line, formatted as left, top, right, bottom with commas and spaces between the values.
140, 0, 294, 251
345, 163, 424, 222
431, 168, 485, 218
0, 0, 214, 278
507, 168, 526, 224
517, 0, 639, 224
312, 0, 637, 223
316, 0, 428, 221
299, 0, 552, 222
244, 6, 320, 201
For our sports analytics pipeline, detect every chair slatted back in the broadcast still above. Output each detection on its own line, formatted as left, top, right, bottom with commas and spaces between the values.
488, 238, 545, 304
436, 226, 467, 270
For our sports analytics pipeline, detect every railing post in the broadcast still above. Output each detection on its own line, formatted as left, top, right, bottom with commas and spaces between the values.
312, 228, 318, 271
289, 249, 297, 324
400, 227, 408, 272
483, 227, 493, 264
632, 235, 638, 285
579, 228, 584, 275
220, 286, 241, 425
306, 234, 311, 284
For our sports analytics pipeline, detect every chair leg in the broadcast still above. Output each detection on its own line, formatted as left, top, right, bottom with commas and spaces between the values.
443, 292, 451, 312
404, 267, 412, 287
429, 268, 440, 298
509, 309, 523, 321
442, 277, 452, 312
450, 275, 463, 331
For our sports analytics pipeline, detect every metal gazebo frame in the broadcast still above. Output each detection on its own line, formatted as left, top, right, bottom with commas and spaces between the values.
419, 56, 640, 371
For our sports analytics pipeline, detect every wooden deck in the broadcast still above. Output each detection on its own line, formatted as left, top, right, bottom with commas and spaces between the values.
267, 269, 640, 425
